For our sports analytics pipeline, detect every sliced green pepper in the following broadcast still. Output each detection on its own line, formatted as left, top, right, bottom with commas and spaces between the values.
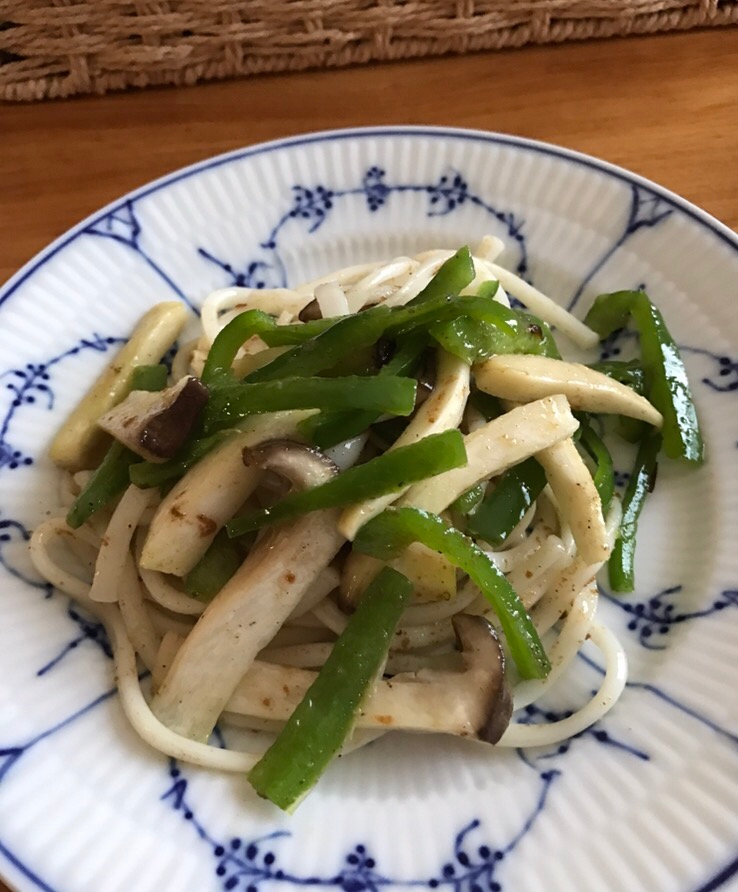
608, 433, 661, 593
589, 359, 646, 395
297, 332, 428, 449
354, 507, 550, 679
227, 429, 467, 537
577, 417, 615, 515
66, 363, 168, 527
203, 375, 417, 435
183, 529, 244, 601
585, 291, 703, 464
467, 458, 547, 548
431, 307, 561, 365
247, 566, 413, 811
404, 246, 475, 305
451, 483, 486, 516
66, 441, 137, 528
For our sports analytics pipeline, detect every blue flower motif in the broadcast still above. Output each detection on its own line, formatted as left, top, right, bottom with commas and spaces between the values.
288, 184, 336, 234
363, 166, 390, 212
604, 585, 738, 650
426, 170, 468, 216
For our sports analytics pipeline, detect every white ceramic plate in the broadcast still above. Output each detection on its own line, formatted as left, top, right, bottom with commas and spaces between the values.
1, 127, 737, 892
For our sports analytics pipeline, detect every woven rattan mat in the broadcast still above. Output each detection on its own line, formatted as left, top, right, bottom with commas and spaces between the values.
2, 1, 737, 102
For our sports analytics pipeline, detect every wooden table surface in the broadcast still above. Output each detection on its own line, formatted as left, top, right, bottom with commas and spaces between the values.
0, 23, 737, 892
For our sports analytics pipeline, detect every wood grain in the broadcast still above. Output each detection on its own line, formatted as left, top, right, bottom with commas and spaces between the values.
0, 24, 736, 892
1, 26, 737, 290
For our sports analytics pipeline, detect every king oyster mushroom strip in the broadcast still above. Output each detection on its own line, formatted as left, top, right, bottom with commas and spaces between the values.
151, 442, 346, 742
29, 238, 697, 808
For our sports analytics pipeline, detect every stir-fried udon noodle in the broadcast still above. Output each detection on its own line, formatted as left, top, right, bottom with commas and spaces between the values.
30, 236, 701, 810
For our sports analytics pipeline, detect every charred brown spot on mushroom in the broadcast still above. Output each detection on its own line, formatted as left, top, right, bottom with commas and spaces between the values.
196, 514, 217, 537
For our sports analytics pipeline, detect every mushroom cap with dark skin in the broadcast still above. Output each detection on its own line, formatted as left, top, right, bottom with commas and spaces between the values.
97, 375, 208, 462
451, 613, 513, 744
243, 439, 339, 490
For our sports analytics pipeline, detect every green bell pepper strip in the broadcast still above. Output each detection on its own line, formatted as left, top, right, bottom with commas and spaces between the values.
469, 389, 503, 422
248, 566, 413, 811
183, 528, 244, 601
404, 246, 475, 305
608, 433, 662, 593
129, 363, 169, 391
466, 458, 547, 548
203, 375, 417, 435
297, 333, 428, 449
584, 291, 703, 464
66, 442, 136, 528
128, 431, 231, 488
226, 429, 467, 537
354, 507, 551, 679
589, 359, 646, 395
200, 310, 330, 385
431, 308, 561, 365
577, 418, 615, 515
451, 483, 486, 516
66, 364, 169, 527
244, 293, 501, 384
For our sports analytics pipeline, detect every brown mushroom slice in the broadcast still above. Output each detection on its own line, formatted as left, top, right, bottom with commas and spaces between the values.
140, 409, 315, 576
223, 614, 513, 743
97, 376, 208, 462
151, 440, 345, 742
475, 354, 662, 427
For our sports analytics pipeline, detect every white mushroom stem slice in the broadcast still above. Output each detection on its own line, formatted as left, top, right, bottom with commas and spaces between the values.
475, 355, 663, 427
339, 349, 470, 539
400, 395, 579, 514
535, 438, 610, 565
483, 264, 599, 349
140, 409, 315, 576
314, 281, 350, 318
50, 302, 189, 471
223, 615, 513, 742
151, 443, 345, 742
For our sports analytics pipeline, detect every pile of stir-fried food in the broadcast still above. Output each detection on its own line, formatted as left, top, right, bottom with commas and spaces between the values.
30, 240, 703, 811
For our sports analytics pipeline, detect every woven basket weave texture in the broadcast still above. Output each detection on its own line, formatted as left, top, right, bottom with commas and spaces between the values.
2, 0, 737, 101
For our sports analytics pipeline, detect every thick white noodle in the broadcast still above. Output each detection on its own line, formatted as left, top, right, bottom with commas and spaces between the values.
484, 262, 600, 349
498, 623, 627, 747
512, 583, 598, 710
89, 485, 156, 603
